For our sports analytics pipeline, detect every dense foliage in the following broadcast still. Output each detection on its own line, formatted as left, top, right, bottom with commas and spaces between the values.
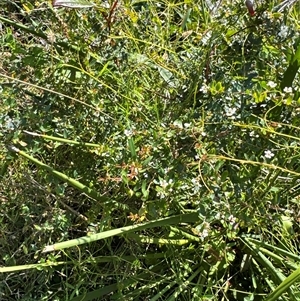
1, 0, 300, 300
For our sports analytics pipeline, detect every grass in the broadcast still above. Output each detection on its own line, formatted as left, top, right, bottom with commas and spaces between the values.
1, 0, 300, 300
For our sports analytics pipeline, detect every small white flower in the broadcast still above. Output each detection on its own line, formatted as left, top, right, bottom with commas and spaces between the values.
228, 215, 236, 225
191, 178, 201, 193
262, 11, 271, 19
264, 150, 274, 159
215, 212, 225, 221
191, 178, 198, 185
124, 129, 133, 137
173, 120, 183, 129
267, 81, 277, 88
201, 228, 209, 239
3, 116, 14, 130
157, 191, 166, 199
225, 106, 237, 118
249, 131, 258, 138
159, 179, 173, 190
283, 87, 293, 93
160, 179, 168, 189
199, 85, 208, 94
278, 25, 289, 39
201, 31, 212, 45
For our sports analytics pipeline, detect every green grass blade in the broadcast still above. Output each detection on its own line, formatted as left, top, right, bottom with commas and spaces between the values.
23, 131, 103, 148
244, 237, 300, 269
127, 233, 190, 245
166, 266, 202, 301
71, 268, 162, 301
280, 39, 300, 90
0, 261, 68, 273
242, 237, 299, 300
128, 137, 137, 160
265, 267, 300, 301
7, 145, 121, 207
70, 279, 134, 301
0, 253, 166, 273
149, 279, 177, 301
42, 212, 200, 252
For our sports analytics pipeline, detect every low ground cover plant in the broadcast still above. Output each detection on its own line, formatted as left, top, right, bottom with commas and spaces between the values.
1, 0, 300, 300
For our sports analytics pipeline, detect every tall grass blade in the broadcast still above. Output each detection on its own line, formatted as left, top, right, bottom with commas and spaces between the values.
265, 267, 300, 301
42, 212, 200, 252
23, 131, 102, 148
7, 145, 121, 207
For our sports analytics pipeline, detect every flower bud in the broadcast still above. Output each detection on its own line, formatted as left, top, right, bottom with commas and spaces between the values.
245, 0, 255, 16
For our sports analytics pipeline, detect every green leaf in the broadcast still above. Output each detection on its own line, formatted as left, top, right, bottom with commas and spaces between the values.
281, 39, 300, 90
281, 215, 294, 235
128, 137, 137, 160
